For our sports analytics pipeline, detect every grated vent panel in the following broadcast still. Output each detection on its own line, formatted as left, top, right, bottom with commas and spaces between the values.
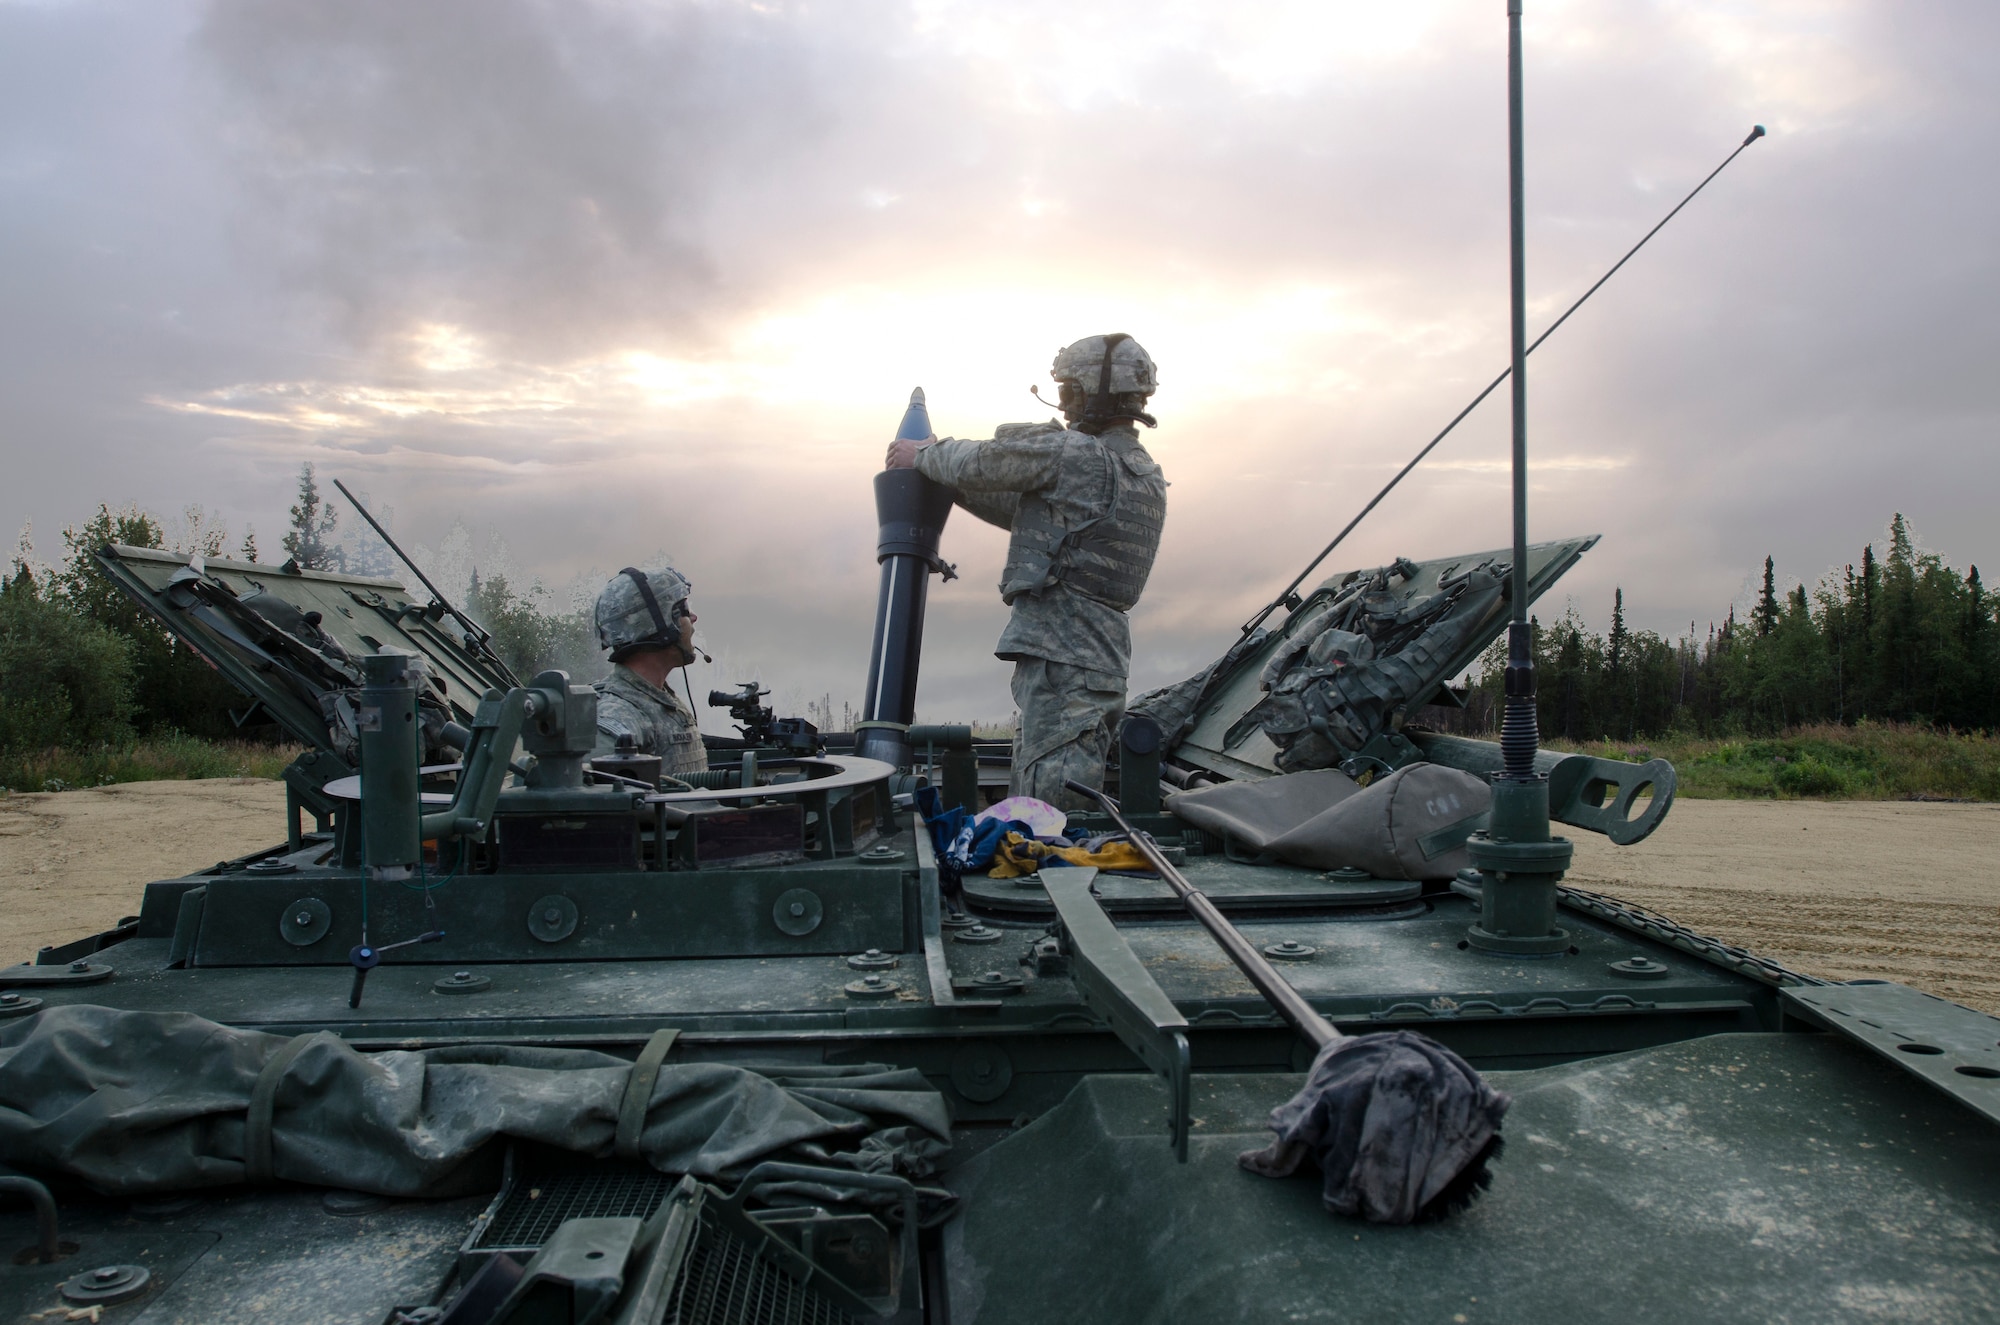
474, 1166, 675, 1251
666, 1220, 857, 1325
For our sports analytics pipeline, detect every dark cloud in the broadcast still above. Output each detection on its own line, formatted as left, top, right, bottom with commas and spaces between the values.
196, 0, 828, 357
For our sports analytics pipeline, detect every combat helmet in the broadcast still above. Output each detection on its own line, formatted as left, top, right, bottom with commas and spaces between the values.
595, 565, 693, 661
1051, 333, 1158, 431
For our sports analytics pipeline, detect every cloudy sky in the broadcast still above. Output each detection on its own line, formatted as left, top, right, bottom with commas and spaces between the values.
3, 0, 1995, 724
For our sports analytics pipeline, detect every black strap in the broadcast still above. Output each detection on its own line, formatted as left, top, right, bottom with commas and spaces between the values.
1095, 332, 1129, 403
618, 567, 678, 649
1080, 333, 1156, 432
615, 1027, 681, 1161
246, 1031, 328, 1184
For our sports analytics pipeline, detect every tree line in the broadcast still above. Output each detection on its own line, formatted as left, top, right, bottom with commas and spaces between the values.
7, 479, 1993, 766
1457, 514, 1999, 739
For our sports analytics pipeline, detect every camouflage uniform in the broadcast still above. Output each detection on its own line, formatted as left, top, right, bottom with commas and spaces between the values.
593, 663, 708, 778
915, 418, 1166, 810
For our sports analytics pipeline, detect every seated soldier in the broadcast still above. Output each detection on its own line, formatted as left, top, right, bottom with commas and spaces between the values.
591, 566, 708, 778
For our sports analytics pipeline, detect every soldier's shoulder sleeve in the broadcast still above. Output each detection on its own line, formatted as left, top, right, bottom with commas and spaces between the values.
993, 418, 1067, 443
594, 690, 649, 756
1118, 440, 1164, 480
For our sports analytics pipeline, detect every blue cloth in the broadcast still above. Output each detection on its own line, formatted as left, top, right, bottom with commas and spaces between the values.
914, 786, 965, 865
913, 786, 1029, 887
946, 817, 1024, 876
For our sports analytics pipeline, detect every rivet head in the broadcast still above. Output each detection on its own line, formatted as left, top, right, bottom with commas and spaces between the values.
0, 993, 19, 1005
296, 911, 312, 925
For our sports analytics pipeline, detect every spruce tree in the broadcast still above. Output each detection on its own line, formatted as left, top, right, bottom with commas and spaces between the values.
1968, 566, 1997, 728
1861, 544, 1879, 633
1858, 544, 1880, 717
1603, 590, 1632, 740
1879, 514, 1919, 719
1754, 556, 1780, 636
1608, 588, 1629, 673
282, 463, 341, 571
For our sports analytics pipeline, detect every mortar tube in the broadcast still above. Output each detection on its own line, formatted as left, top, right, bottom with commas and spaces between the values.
856, 389, 954, 769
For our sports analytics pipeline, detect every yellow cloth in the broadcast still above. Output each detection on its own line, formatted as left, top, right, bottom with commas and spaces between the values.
988, 831, 1155, 879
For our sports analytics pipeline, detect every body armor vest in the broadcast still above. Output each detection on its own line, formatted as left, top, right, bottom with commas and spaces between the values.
1000, 431, 1166, 613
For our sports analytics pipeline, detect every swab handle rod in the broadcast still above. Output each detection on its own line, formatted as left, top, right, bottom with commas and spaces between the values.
1067, 780, 1338, 1050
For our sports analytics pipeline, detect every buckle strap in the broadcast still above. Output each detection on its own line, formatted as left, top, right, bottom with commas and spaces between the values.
246, 1031, 331, 1184
614, 1027, 682, 1162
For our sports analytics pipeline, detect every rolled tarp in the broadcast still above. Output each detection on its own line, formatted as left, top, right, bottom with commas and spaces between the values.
0, 1006, 950, 1203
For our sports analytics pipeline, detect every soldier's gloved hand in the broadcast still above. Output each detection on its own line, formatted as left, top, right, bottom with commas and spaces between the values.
885, 433, 937, 470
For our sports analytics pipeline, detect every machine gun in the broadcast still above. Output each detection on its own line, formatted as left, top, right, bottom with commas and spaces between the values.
708, 681, 820, 753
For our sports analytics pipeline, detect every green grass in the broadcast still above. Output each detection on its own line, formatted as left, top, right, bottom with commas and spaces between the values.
1546, 722, 2000, 801
8, 723, 1997, 802
0, 733, 303, 793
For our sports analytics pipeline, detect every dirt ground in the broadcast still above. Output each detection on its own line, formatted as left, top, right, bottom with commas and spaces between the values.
0, 779, 289, 961
2, 781, 1996, 1013
1566, 798, 2000, 1014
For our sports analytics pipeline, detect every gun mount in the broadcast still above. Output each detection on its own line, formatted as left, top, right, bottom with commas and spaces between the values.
708, 681, 821, 754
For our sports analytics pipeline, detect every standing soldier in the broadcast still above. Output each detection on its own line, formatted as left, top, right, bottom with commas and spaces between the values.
591, 566, 709, 778
885, 334, 1167, 810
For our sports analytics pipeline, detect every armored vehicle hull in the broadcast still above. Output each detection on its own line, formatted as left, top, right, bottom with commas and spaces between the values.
2, 536, 1996, 1325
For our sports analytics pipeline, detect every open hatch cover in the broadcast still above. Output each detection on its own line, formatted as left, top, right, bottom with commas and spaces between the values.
95, 544, 517, 761
1170, 534, 1598, 780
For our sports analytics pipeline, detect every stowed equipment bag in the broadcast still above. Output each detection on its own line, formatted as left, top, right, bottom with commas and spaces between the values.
1228, 558, 1508, 773
1167, 763, 1491, 881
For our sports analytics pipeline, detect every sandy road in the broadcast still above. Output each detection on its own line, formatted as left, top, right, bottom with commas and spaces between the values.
1566, 798, 2000, 1013
0, 779, 289, 961
2, 781, 1996, 1013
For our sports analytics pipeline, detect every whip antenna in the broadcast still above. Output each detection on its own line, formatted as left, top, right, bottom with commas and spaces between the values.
333, 479, 520, 685
1240, 120, 1767, 637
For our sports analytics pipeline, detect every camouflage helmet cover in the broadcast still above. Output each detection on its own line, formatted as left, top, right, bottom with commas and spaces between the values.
1050, 333, 1158, 398
595, 565, 693, 659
